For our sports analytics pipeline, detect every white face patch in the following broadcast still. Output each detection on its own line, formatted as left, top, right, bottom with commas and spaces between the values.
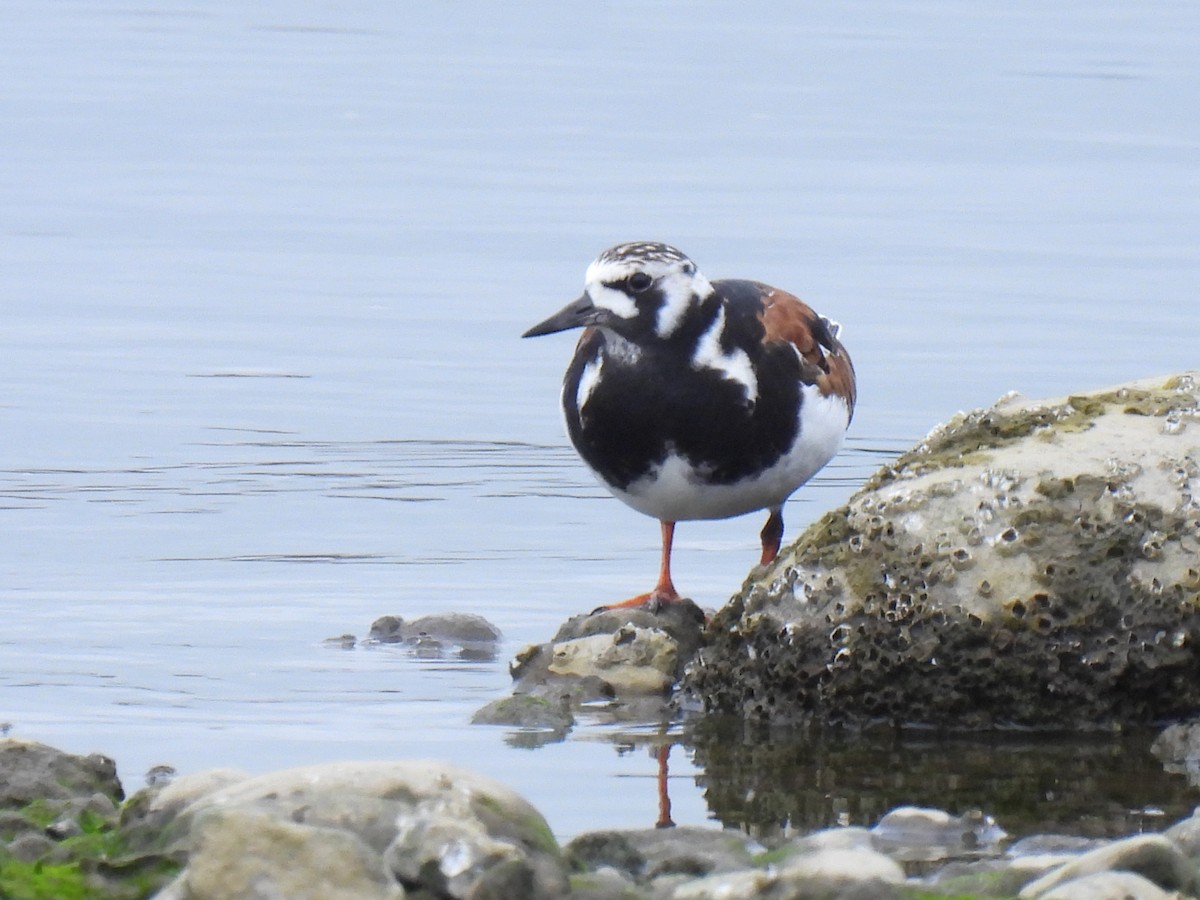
587, 281, 638, 319
691, 306, 758, 403
584, 257, 641, 319
656, 270, 713, 338
582, 251, 712, 335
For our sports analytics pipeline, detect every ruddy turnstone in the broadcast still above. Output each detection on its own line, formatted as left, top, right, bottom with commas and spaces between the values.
523, 241, 856, 610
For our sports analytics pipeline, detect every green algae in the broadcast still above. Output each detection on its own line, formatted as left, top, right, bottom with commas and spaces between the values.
0, 823, 180, 900
1, 798, 181, 900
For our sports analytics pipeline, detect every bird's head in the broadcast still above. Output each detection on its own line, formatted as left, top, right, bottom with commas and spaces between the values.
523, 242, 714, 343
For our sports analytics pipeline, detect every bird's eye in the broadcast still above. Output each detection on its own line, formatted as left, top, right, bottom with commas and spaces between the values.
627, 273, 653, 293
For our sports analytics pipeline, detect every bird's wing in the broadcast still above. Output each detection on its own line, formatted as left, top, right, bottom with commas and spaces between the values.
757, 286, 857, 421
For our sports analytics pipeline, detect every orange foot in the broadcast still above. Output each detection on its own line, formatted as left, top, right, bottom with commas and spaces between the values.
591, 586, 683, 615
591, 520, 683, 615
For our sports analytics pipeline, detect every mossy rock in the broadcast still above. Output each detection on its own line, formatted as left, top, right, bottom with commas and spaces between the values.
684, 373, 1200, 728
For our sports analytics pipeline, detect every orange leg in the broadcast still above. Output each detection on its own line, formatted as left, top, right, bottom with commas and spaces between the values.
655, 743, 675, 828
759, 506, 783, 566
594, 520, 682, 612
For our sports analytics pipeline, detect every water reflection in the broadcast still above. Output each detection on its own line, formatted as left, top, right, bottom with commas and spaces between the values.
683, 719, 1197, 841
484, 710, 1197, 839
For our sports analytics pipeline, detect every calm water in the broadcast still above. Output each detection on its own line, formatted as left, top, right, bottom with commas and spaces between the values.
3, 1, 1199, 838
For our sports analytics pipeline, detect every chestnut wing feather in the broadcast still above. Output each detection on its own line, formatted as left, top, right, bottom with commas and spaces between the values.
757, 285, 857, 421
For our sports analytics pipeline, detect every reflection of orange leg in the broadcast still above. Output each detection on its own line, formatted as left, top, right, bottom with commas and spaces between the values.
655, 743, 675, 828
759, 507, 783, 566
594, 521, 682, 612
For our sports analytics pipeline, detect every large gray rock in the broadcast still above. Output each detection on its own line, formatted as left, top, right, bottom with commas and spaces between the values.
685, 373, 1200, 728
0, 738, 123, 808
152, 760, 568, 900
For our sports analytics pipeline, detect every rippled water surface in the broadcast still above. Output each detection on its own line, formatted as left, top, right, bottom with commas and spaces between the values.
3, 1, 1199, 838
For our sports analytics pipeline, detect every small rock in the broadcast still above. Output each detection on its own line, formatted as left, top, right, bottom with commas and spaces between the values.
552, 600, 707, 666
0, 809, 39, 839
505, 599, 706, 718
470, 694, 575, 731
778, 846, 906, 886
45, 816, 83, 839
1164, 805, 1200, 856
1018, 834, 1198, 898
1038, 870, 1179, 900
670, 868, 777, 899
548, 626, 678, 694
567, 865, 643, 900
322, 633, 357, 649
6, 831, 56, 862
1152, 721, 1200, 784
144, 764, 178, 788
567, 826, 758, 882
368, 612, 502, 650
1008, 834, 1109, 857
871, 805, 1007, 861
566, 830, 647, 878
787, 825, 875, 855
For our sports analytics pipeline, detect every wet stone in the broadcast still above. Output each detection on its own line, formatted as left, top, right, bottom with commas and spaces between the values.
1164, 806, 1200, 857
870, 805, 1007, 862
1036, 871, 1178, 900
586, 825, 758, 880
501, 598, 707, 719
1017, 834, 1199, 898
1151, 720, 1200, 783
777, 846, 906, 890
470, 694, 575, 732
367, 611, 502, 660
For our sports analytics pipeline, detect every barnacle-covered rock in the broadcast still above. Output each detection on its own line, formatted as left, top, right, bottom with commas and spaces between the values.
684, 373, 1200, 728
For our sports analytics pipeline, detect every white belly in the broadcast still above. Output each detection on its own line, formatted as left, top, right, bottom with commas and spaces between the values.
604, 384, 850, 522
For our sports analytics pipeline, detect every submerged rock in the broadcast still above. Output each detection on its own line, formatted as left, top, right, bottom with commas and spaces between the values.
685, 373, 1200, 728
367, 611, 502, 660
1152, 720, 1200, 787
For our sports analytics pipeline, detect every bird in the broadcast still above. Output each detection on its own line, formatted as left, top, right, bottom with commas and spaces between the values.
522, 241, 855, 611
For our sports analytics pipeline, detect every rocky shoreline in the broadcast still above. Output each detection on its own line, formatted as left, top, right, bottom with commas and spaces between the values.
6, 372, 1200, 899
4, 736, 1200, 899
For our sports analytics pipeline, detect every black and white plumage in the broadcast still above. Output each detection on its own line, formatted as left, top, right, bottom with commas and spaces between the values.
523, 241, 856, 609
